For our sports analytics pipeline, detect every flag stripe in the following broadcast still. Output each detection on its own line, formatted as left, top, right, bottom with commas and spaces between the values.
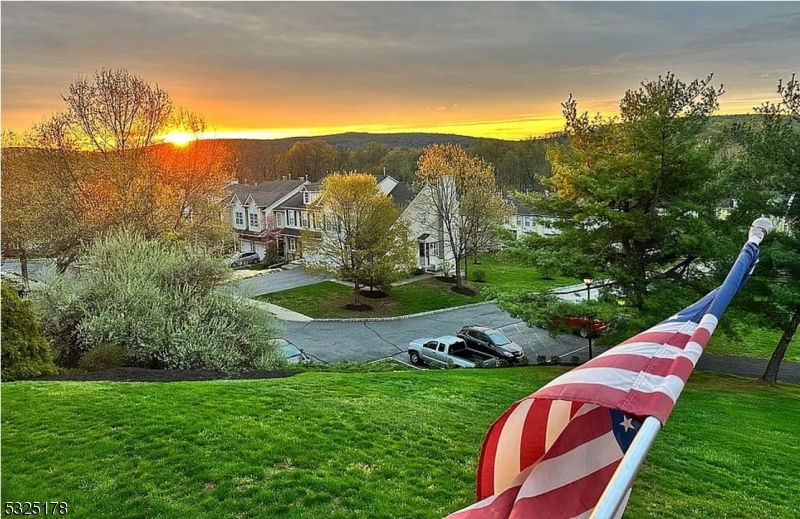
493, 399, 535, 493
476, 401, 522, 499
519, 399, 554, 471
619, 331, 691, 348
511, 462, 621, 519
571, 354, 696, 381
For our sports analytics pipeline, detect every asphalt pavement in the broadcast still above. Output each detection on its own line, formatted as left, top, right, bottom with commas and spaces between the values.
284, 302, 588, 365
225, 268, 329, 297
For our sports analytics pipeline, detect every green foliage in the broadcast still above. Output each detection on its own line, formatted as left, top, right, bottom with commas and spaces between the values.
524, 72, 725, 310
78, 343, 126, 372
472, 269, 486, 283
536, 355, 548, 364
549, 355, 561, 365
291, 360, 413, 374
30, 230, 284, 373
1, 282, 57, 381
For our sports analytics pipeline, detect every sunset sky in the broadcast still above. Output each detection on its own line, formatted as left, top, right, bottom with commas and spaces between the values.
2, 2, 799, 141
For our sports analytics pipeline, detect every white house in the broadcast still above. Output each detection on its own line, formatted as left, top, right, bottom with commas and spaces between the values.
396, 181, 458, 274
503, 195, 561, 239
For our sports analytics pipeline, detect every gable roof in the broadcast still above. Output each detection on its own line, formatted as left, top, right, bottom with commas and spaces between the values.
388, 181, 415, 207
227, 179, 306, 208
279, 192, 306, 210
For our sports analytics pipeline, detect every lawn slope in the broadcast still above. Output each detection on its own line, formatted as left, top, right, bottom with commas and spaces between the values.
2, 369, 799, 518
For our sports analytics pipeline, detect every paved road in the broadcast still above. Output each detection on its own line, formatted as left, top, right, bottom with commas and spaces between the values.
1, 258, 56, 281
224, 268, 329, 297
284, 303, 587, 365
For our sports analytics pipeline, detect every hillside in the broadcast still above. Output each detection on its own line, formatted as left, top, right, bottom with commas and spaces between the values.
2, 368, 798, 518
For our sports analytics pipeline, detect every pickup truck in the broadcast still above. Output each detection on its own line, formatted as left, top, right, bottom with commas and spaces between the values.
408, 335, 497, 368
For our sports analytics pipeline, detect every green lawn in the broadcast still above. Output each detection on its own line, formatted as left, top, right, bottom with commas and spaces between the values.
2, 369, 799, 518
259, 278, 486, 318
260, 256, 578, 319
706, 323, 798, 363
471, 255, 582, 293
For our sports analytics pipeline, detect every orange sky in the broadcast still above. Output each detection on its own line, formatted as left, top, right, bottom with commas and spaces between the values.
2, 3, 798, 141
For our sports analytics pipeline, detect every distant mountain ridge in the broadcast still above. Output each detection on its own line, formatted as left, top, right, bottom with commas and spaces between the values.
212, 131, 514, 150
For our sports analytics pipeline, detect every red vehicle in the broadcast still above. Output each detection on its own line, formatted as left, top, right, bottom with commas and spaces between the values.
555, 316, 608, 337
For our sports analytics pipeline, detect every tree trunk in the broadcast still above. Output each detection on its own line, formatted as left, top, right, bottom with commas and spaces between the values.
760, 307, 800, 386
454, 256, 463, 289
353, 280, 361, 306
19, 247, 29, 284
463, 256, 469, 284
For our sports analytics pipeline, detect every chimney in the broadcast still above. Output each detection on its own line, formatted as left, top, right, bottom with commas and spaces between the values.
282, 176, 287, 180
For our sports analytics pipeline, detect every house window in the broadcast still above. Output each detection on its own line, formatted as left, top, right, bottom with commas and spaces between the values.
303, 191, 310, 204
288, 237, 297, 251
301, 211, 309, 228
524, 216, 532, 228
517, 216, 523, 227
235, 211, 244, 226
288, 211, 296, 227
249, 212, 259, 227
275, 212, 284, 227
428, 241, 439, 257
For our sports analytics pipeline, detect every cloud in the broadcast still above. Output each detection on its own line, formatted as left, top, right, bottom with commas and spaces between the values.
2, 2, 798, 133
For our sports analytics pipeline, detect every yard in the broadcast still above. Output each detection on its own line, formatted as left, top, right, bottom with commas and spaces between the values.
259, 255, 578, 319
2, 369, 798, 518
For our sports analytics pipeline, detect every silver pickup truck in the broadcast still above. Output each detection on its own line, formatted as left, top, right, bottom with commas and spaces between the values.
408, 335, 498, 368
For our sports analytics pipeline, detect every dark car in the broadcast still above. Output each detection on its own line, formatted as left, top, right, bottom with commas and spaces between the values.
227, 251, 260, 268
276, 339, 311, 364
456, 325, 525, 362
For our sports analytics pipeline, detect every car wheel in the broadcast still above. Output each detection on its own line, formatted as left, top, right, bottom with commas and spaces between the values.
409, 351, 422, 366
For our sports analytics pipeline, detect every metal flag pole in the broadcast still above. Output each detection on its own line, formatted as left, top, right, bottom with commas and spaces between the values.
588, 218, 774, 519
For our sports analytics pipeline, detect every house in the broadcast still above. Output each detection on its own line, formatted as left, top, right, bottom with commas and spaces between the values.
227, 178, 308, 262
396, 180, 458, 274
226, 174, 422, 264
503, 196, 560, 239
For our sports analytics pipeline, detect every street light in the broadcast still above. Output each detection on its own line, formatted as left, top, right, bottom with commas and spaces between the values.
583, 277, 594, 360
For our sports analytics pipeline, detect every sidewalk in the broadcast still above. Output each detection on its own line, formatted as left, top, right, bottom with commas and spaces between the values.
241, 298, 313, 322
329, 273, 434, 289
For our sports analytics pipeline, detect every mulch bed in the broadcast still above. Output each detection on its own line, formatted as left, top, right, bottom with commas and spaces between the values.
344, 303, 373, 311
359, 289, 388, 299
31, 367, 295, 383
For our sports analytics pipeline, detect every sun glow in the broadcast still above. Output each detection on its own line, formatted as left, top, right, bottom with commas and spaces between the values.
162, 131, 195, 147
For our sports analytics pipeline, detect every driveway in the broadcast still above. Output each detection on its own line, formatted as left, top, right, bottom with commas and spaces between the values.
1, 258, 56, 281
225, 268, 329, 297
284, 303, 587, 365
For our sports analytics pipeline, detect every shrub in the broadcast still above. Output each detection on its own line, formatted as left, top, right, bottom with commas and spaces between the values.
536, 355, 548, 364
517, 356, 529, 366
78, 343, 127, 372
1, 283, 57, 381
472, 269, 487, 283
550, 355, 561, 365
31, 230, 285, 373
571, 355, 581, 365
446, 358, 456, 369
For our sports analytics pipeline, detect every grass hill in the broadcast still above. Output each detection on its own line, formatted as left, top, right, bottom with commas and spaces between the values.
2, 368, 798, 518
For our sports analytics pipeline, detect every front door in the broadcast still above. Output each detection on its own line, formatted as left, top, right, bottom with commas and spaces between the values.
418, 242, 427, 267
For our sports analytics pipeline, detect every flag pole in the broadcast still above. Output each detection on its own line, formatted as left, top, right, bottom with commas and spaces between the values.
588, 217, 773, 519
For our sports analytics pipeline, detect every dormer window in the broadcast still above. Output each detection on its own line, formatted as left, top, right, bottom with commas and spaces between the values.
303, 191, 310, 204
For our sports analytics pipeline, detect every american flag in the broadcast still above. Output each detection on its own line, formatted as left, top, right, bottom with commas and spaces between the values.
446, 229, 767, 519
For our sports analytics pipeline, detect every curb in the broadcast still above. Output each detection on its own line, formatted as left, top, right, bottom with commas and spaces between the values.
311, 300, 496, 322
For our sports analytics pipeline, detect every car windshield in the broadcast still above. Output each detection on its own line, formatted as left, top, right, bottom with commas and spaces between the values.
488, 332, 511, 346
281, 343, 302, 357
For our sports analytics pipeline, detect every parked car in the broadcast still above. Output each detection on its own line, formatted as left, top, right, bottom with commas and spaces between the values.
275, 339, 311, 364
456, 325, 525, 363
227, 251, 260, 268
556, 316, 608, 338
408, 335, 497, 368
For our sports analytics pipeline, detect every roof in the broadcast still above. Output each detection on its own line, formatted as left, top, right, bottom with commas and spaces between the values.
460, 325, 494, 333
374, 174, 388, 184
280, 192, 305, 209
305, 182, 322, 191
505, 195, 556, 218
388, 181, 414, 207
227, 180, 306, 207
280, 228, 303, 237
436, 335, 463, 344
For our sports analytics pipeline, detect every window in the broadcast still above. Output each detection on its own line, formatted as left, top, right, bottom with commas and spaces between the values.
524, 216, 532, 228
275, 212, 284, 227
288, 237, 297, 251
301, 211, 309, 228
288, 211, 296, 226
249, 212, 259, 227
325, 217, 335, 231
437, 343, 446, 353
235, 211, 244, 226
428, 241, 439, 257
424, 341, 437, 350
303, 191, 310, 204
517, 216, 523, 227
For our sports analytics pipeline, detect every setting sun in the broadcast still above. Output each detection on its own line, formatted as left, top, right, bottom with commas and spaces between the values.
162, 131, 194, 147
